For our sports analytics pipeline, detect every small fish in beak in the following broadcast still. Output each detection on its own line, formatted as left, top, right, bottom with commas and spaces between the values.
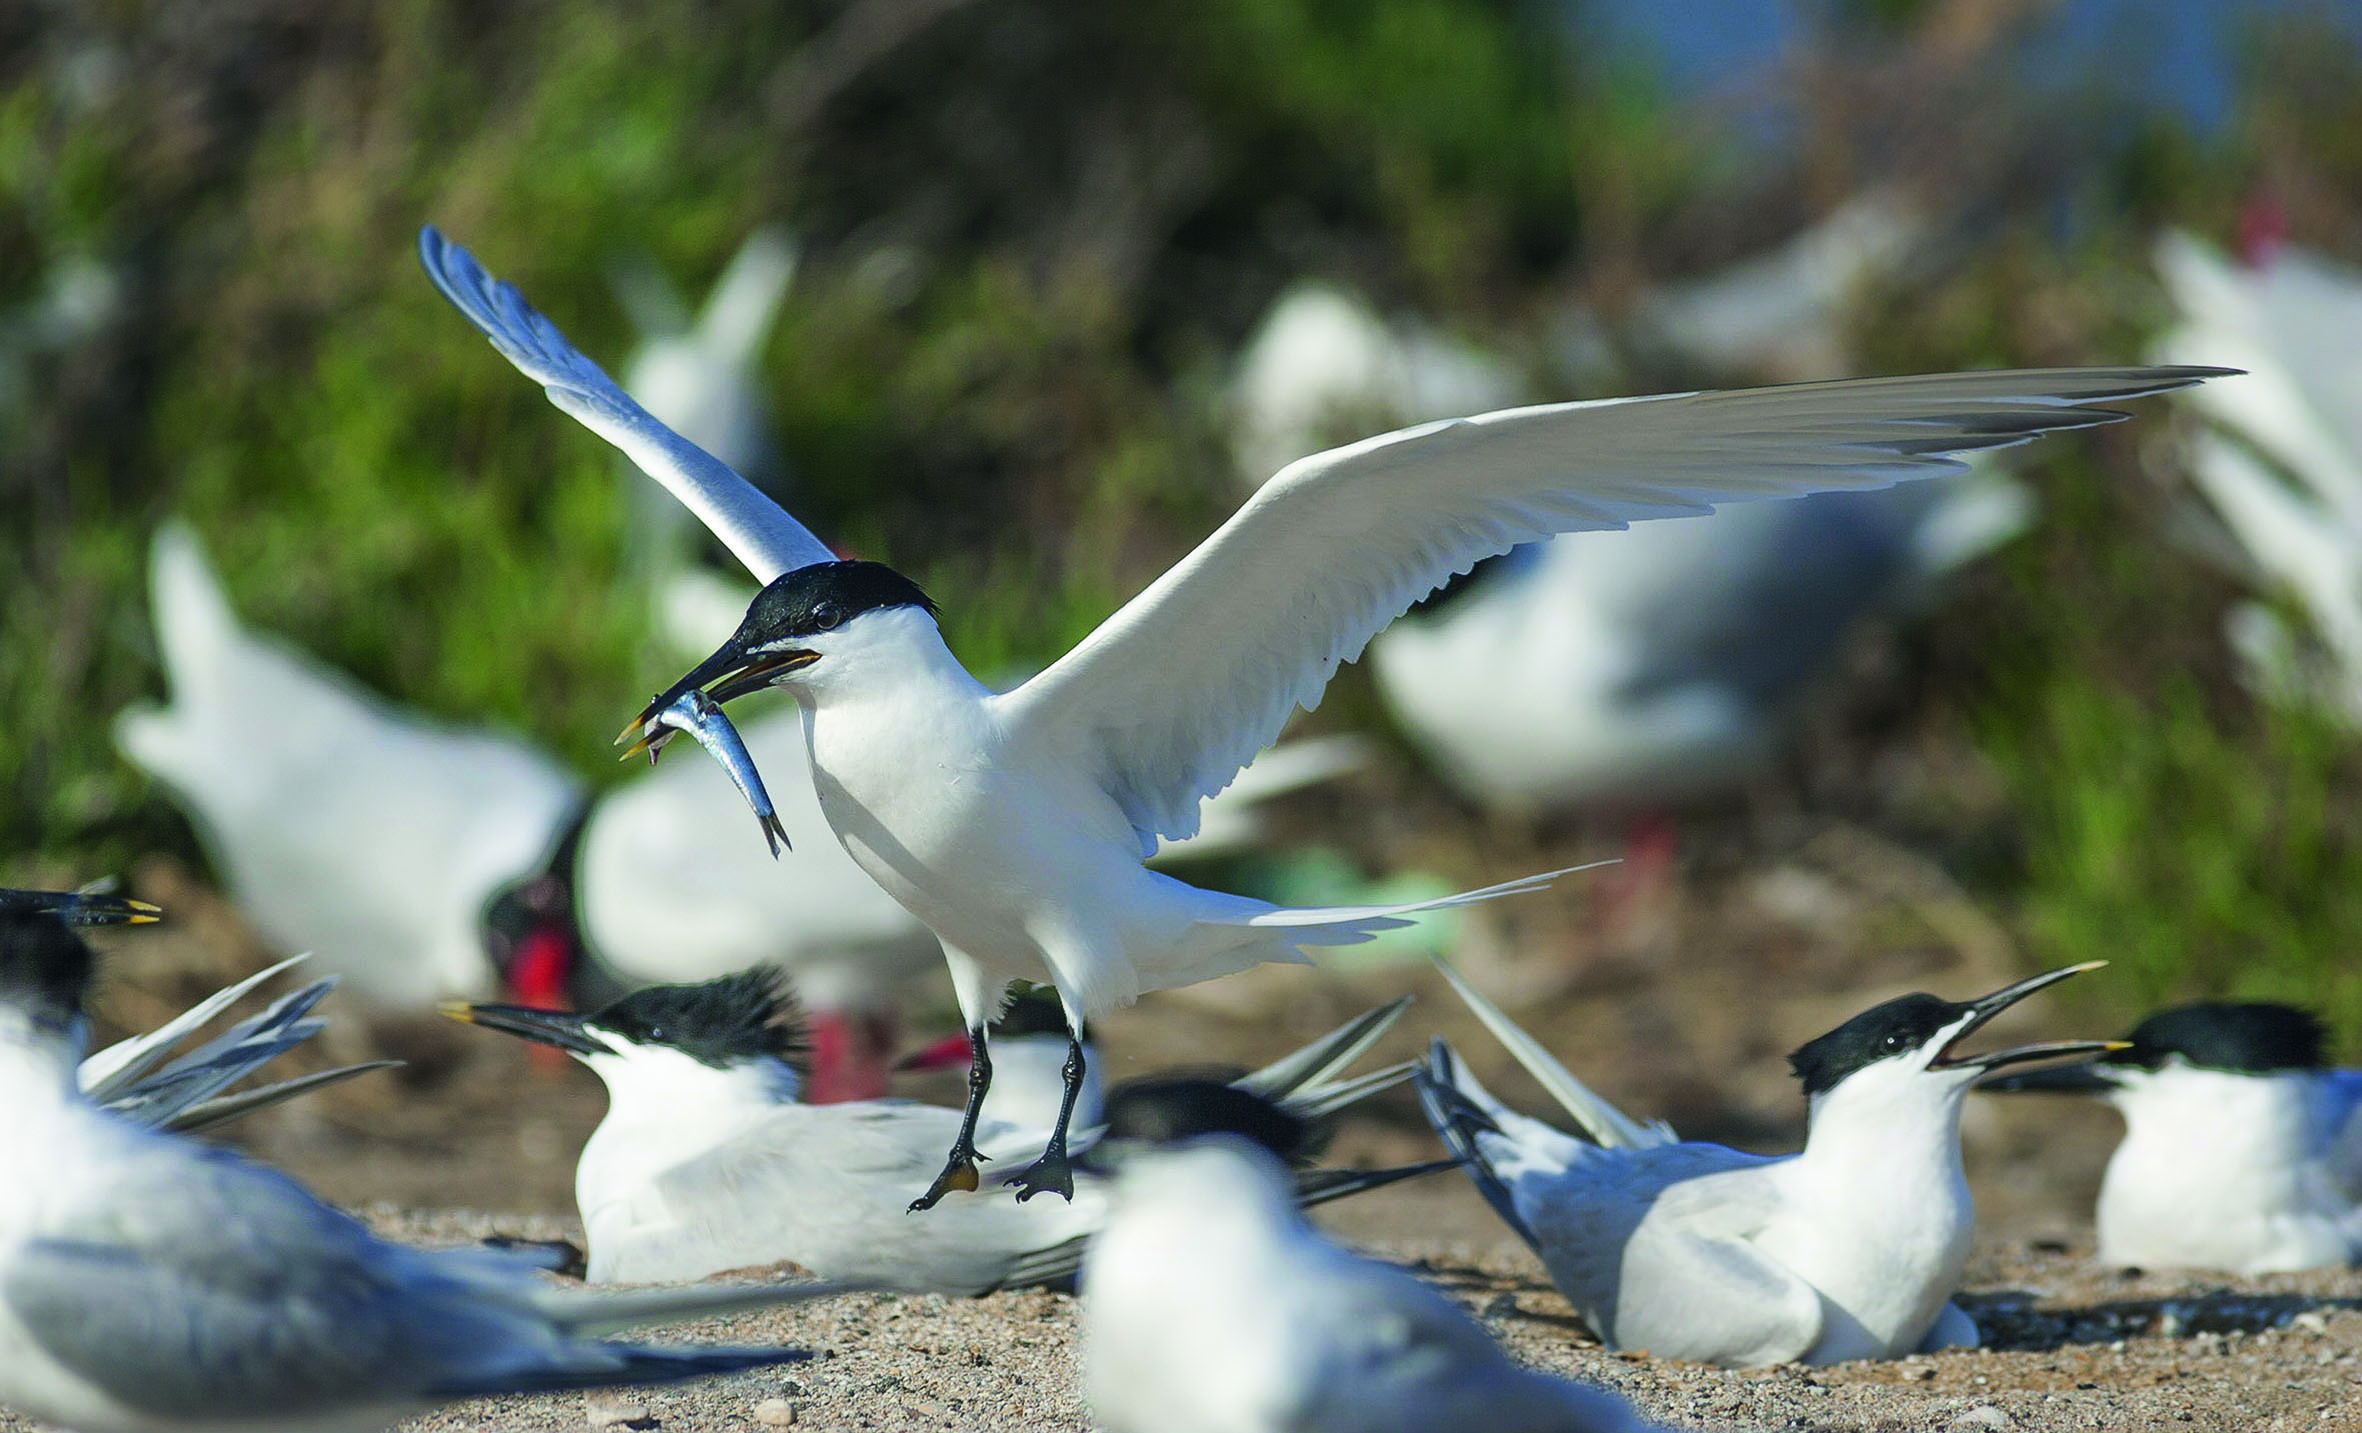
619, 688, 791, 857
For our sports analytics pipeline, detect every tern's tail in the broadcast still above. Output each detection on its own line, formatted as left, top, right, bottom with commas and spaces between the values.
1414, 1038, 1542, 1253
1427, 956, 1674, 1152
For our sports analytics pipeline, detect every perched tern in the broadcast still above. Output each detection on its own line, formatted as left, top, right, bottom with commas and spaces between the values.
0, 908, 852, 1433
444, 971, 1421, 1290
1416, 958, 2121, 1365
1984, 1001, 2362, 1274
418, 222, 2220, 1207
1080, 1078, 1662, 1433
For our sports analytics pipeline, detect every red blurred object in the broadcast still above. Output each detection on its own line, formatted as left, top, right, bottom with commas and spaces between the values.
505, 926, 575, 1072
2237, 189, 2288, 269
895, 1030, 974, 1073
807, 1009, 899, 1103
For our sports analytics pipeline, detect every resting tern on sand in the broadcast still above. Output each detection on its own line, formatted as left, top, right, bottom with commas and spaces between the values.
0, 909, 855, 1433
1417, 959, 2122, 1366
1080, 1079, 1663, 1433
418, 223, 2221, 1207
445, 973, 1424, 1290
1985, 1001, 2362, 1274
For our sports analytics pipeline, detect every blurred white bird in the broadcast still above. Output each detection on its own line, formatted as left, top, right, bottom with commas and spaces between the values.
2153, 229, 2362, 722
1416, 958, 2118, 1366
115, 524, 1362, 1098
421, 222, 2209, 1210
446, 973, 1420, 1291
1080, 1079, 1662, 1433
0, 907, 852, 1433
115, 523, 584, 1009
1984, 1001, 2362, 1275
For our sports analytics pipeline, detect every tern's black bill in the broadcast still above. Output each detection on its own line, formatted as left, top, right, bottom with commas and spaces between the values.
0, 888, 162, 927
620, 645, 817, 756
1927, 961, 2121, 1073
440, 1000, 612, 1057
1978, 1060, 2122, 1094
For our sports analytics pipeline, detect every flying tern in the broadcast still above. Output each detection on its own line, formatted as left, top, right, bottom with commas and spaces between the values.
0, 907, 854, 1433
1984, 1000, 2362, 1274
418, 222, 2220, 1207
444, 970, 1422, 1291
1416, 957, 2121, 1366
1080, 1077, 1662, 1433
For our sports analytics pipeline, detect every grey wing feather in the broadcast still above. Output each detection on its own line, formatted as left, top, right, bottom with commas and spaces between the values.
1236, 996, 1413, 1101
1005, 366, 2230, 847
163, 1060, 402, 1134
77, 956, 312, 1100
417, 227, 834, 583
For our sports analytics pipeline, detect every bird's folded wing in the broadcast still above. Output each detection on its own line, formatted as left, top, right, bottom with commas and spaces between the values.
3, 1150, 550, 1420
998, 367, 2225, 844
417, 227, 834, 584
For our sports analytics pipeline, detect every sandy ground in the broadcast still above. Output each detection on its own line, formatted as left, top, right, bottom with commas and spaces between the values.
12, 826, 2350, 1433
7, 1196, 2356, 1433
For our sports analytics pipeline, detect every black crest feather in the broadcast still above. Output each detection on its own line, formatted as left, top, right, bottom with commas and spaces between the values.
1102, 1078, 1310, 1163
743, 560, 937, 642
591, 969, 812, 1073
0, 910, 97, 1021
1786, 992, 1969, 1098
2115, 1002, 2325, 1074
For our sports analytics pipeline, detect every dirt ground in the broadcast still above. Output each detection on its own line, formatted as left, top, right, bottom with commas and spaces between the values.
16, 830, 2348, 1432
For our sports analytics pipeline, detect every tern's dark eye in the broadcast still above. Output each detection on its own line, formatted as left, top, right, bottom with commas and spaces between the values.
808, 601, 845, 631
1882, 1031, 1909, 1051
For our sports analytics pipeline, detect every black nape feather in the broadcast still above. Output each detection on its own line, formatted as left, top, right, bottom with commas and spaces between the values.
1786, 992, 1970, 1099
0, 910, 97, 1020
743, 560, 938, 642
2115, 1002, 2326, 1074
1101, 1078, 1310, 1164
591, 969, 812, 1073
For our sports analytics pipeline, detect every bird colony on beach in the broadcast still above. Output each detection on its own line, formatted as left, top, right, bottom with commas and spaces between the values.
20, 203, 2362, 1433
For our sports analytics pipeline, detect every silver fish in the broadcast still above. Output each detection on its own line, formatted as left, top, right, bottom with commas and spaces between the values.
626, 689, 791, 857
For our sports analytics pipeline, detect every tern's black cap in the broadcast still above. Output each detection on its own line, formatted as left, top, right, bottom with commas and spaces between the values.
741, 561, 937, 642
0, 910, 97, 1022
591, 970, 811, 1072
2113, 1002, 2325, 1074
1102, 1078, 1310, 1163
1787, 993, 1969, 1098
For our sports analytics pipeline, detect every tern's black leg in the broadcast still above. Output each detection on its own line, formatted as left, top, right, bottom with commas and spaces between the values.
910, 1024, 993, 1213
1013, 1030, 1089, 1203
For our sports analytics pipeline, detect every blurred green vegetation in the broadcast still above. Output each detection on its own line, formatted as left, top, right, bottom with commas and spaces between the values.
7, 1, 2362, 1036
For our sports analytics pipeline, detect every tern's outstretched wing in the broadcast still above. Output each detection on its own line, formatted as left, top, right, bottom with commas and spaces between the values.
417, 228, 833, 583
998, 367, 2227, 844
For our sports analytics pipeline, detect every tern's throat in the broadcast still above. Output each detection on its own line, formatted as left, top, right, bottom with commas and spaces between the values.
1795, 1065, 1973, 1190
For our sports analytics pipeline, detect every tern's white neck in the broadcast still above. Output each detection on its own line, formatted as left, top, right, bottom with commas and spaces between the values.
1761, 1062, 1977, 1361
576, 1040, 801, 1201
0, 1017, 91, 1168
788, 607, 983, 712
1096, 1139, 1299, 1279
2096, 1064, 2358, 1273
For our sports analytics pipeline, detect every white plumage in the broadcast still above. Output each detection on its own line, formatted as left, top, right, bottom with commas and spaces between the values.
2154, 230, 2362, 720
1081, 1095, 1661, 1433
419, 222, 2213, 1202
